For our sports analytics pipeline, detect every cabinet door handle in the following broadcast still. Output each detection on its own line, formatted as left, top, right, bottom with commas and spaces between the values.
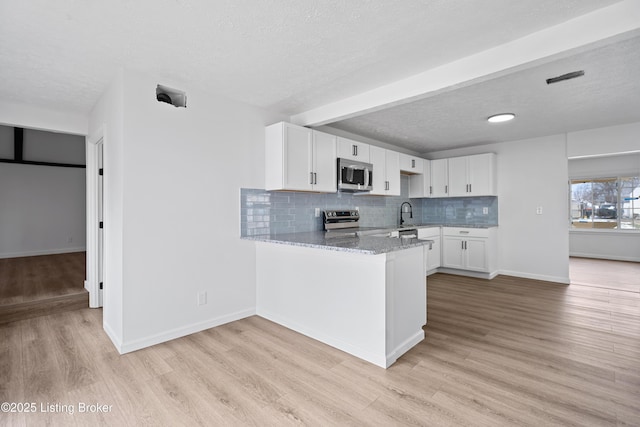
352, 145, 358, 156
314, 173, 317, 184
310, 172, 314, 185
412, 159, 415, 168
429, 186, 432, 195
445, 185, 448, 194
469, 184, 472, 193
461, 241, 464, 250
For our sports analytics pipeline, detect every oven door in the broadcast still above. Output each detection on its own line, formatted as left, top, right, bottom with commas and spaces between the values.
337, 158, 372, 192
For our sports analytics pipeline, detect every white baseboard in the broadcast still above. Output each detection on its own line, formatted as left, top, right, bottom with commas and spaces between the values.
0, 247, 86, 259
498, 270, 570, 284
386, 330, 425, 368
103, 321, 123, 354
118, 308, 256, 355
570, 252, 640, 263
436, 267, 498, 280
257, 308, 388, 368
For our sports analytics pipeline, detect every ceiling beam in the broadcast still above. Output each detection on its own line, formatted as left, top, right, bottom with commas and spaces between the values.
291, 0, 640, 127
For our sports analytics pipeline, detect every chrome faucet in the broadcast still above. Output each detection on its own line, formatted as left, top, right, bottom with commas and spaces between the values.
400, 202, 413, 226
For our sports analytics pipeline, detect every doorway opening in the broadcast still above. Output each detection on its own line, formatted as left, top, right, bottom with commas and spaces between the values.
0, 125, 88, 323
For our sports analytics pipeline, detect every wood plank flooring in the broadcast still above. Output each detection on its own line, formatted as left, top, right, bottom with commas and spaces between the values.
1, 272, 638, 426
570, 257, 640, 293
0, 252, 86, 305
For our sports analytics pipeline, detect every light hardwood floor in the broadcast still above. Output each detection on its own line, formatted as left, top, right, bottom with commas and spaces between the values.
1, 273, 639, 426
570, 257, 640, 293
0, 252, 86, 305
0, 252, 88, 324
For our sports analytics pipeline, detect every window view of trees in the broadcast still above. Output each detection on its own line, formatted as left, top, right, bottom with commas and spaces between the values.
570, 176, 640, 230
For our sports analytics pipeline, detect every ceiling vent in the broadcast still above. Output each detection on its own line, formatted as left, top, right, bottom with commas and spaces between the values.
156, 84, 187, 108
546, 70, 585, 85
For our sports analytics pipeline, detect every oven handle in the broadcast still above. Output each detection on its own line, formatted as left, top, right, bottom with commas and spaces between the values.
364, 166, 370, 188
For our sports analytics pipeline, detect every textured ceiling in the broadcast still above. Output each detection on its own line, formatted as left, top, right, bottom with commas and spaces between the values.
0, 0, 623, 117
328, 34, 640, 153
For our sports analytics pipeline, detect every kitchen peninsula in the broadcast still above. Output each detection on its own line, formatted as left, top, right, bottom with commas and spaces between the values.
246, 231, 432, 368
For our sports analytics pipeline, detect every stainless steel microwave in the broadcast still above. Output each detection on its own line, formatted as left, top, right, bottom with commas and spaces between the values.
337, 158, 373, 192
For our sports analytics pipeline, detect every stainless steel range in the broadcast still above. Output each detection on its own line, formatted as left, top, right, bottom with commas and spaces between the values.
323, 209, 391, 236
323, 209, 360, 232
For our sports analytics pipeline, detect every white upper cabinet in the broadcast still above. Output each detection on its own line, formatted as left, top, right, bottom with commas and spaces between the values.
369, 146, 400, 196
399, 153, 424, 174
311, 131, 338, 193
337, 137, 370, 162
408, 159, 431, 198
430, 158, 449, 197
448, 153, 496, 197
265, 122, 336, 192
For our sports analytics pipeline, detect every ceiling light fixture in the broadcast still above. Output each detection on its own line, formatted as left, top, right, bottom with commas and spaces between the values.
487, 113, 515, 123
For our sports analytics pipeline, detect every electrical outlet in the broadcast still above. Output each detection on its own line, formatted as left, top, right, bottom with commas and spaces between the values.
482, 207, 488, 215
197, 291, 207, 306
67, 237, 73, 243
315, 208, 320, 217
355, 206, 359, 211
536, 206, 543, 215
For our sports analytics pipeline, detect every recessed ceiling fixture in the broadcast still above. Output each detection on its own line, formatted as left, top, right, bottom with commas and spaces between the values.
546, 70, 585, 85
487, 113, 515, 123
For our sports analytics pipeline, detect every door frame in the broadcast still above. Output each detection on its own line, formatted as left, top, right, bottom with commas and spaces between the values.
85, 126, 105, 308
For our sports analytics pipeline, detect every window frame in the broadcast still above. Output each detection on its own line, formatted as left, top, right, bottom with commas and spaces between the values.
569, 175, 640, 231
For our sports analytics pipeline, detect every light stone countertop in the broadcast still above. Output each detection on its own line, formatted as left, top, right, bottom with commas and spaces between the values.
243, 231, 434, 255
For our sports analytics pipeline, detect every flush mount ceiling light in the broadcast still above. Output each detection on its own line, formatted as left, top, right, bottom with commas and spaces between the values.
487, 113, 515, 123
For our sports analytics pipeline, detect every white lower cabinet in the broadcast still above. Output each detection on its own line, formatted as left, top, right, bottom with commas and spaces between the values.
417, 227, 440, 274
442, 227, 497, 276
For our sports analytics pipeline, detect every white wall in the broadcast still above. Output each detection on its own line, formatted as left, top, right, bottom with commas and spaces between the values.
89, 69, 125, 345
427, 134, 570, 283
90, 68, 283, 353
567, 122, 640, 261
567, 121, 640, 158
0, 126, 86, 258
0, 100, 88, 136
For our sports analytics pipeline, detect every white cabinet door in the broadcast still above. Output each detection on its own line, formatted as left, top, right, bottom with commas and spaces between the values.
431, 159, 449, 197
369, 146, 400, 196
312, 131, 337, 192
265, 122, 335, 192
447, 156, 468, 197
447, 153, 497, 197
468, 153, 496, 196
385, 150, 401, 196
442, 237, 465, 269
337, 137, 370, 162
409, 159, 432, 198
282, 123, 313, 191
425, 236, 441, 271
369, 145, 387, 195
399, 153, 424, 174
465, 238, 488, 271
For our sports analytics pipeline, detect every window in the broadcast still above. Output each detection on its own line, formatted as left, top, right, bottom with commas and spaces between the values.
570, 176, 640, 230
